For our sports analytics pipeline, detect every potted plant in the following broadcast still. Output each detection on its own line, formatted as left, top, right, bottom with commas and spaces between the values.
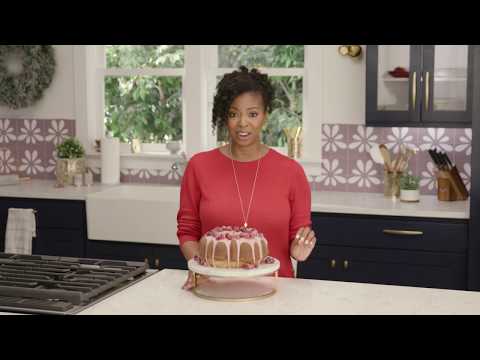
55, 137, 86, 186
399, 174, 421, 202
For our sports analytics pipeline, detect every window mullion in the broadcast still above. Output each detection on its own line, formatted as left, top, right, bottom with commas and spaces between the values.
104, 68, 184, 77
204, 45, 219, 150
217, 68, 304, 77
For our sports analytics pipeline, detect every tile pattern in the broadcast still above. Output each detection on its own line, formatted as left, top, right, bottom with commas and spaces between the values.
0, 119, 472, 193
317, 125, 472, 195
0, 118, 76, 181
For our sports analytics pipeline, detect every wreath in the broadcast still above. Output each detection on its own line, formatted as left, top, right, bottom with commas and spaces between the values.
0, 45, 56, 109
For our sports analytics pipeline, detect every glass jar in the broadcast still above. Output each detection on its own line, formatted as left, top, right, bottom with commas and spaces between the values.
384, 171, 403, 197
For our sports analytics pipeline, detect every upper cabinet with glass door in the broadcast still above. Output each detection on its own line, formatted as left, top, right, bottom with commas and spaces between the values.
366, 45, 472, 128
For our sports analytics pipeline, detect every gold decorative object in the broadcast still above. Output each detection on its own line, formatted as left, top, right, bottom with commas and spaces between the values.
384, 170, 403, 197
283, 127, 302, 159
191, 272, 278, 302
188, 258, 279, 302
338, 45, 362, 58
55, 158, 86, 186
383, 229, 424, 236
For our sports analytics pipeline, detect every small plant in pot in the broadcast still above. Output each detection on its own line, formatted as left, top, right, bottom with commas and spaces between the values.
399, 173, 421, 203
55, 138, 86, 186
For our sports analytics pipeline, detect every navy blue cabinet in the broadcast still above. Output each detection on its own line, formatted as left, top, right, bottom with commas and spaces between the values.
0, 197, 187, 270
0, 197, 87, 257
366, 45, 473, 128
86, 240, 187, 271
1, 196, 470, 290
297, 213, 469, 290
468, 45, 480, 290
151, 244, 187, 271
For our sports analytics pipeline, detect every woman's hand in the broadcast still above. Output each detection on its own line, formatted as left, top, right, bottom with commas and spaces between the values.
290, 227, 316, 262
182, 271, 197, 290
182, 269, 208, 291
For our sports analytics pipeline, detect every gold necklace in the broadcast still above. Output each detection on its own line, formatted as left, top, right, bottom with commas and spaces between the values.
230, 143, 261, 229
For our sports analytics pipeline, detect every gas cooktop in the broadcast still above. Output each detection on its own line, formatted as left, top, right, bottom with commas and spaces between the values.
0, 253, 154, 315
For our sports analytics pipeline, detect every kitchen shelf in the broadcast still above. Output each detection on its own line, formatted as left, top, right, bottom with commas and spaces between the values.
382, 76, 409, 82
382, 76, 467, 83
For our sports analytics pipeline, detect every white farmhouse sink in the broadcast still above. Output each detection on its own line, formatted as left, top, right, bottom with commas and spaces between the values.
86, 185, 180, 245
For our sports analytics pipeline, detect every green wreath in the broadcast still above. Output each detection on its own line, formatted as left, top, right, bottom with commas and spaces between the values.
0, 45, 56, 109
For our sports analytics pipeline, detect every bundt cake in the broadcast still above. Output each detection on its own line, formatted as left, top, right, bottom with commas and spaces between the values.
197, 226, 269, 269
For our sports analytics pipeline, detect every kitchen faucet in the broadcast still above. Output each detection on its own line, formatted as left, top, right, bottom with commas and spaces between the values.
171, 151, 188, 175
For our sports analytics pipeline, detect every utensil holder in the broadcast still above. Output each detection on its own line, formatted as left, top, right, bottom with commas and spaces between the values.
437, 170, 469, 201
384, 171, 403, 197
283, 127, 302, 159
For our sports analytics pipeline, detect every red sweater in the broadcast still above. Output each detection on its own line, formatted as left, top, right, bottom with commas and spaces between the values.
177, 148, 312, 277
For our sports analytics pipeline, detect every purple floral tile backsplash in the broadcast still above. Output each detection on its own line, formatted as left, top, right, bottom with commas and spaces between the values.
0, 118, 75, 180
318, 125, 472, 195
0, 118, 472, 194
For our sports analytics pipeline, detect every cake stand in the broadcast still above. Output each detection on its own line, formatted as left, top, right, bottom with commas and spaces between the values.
187, 258, 280, 302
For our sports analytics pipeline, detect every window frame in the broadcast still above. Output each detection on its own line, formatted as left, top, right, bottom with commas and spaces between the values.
75, 45, 324, 174
102, 46, 186, 154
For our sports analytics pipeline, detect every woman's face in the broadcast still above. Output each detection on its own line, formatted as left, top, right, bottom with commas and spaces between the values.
227, 91, 267, 147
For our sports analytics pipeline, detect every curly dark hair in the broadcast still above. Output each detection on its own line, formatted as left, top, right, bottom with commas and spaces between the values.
212, 66, 274, 135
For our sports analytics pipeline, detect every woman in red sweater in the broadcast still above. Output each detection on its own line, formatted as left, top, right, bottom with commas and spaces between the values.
177, 66, 316, 289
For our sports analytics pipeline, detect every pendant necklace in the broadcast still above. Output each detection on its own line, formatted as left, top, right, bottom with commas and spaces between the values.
230, 142, 261, 229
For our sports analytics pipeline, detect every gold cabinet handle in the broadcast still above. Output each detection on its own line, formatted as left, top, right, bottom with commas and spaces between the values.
344, 260, 349, 270
383, 229, 424, 236
144, 258, 149, 266
412, 71, 417, 109
330, 259, 336, 269
425, 71, 430, 111
155, 258, 160, 269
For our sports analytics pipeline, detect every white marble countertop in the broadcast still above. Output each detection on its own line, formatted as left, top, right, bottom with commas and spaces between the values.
78, 269, 480, 315
0, 180, 470, 219
0, 179, 117, 201
311, 191, 470, 219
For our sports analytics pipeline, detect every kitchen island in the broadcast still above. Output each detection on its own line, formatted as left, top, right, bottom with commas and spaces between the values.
78, 269, 480, 315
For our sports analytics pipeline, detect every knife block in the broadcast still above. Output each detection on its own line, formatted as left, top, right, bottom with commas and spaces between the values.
436, 170, 469, 201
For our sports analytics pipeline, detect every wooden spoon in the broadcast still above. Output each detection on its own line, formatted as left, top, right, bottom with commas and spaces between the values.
369, 144, 385, 165
379, 144, 392, 171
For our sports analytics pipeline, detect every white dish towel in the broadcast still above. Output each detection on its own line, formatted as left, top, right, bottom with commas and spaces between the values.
5, 208, 36, 255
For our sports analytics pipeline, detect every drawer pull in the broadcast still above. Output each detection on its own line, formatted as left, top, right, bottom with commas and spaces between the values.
343, 260, 349, 269
155, 258, 160, 269
383, 229, 424, 236
330, 259, 336, 269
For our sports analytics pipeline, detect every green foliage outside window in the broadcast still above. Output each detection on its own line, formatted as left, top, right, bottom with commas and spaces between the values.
105, 45, 183, 144
104, 45, 304, 147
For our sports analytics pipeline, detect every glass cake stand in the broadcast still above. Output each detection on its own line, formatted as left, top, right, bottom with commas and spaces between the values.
187, 258, 280, 302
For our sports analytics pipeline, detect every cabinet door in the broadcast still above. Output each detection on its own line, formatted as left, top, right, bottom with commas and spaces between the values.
0, 197, 86, 230
34, 228, 85, 258
421, 45, 472, 126
311, 213, 468, 253
298, 245, 467, 290
366, 45, 422, 126
152, 245, 187, 271
0, 197, 87, 256
86, 240, 152, 266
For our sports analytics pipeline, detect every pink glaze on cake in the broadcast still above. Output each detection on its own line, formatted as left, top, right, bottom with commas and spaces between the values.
199, 226, 269, 268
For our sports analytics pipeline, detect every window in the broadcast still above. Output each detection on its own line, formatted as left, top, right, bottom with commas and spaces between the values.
103, 45, 184, 152
80, 45, 322, 166
214, 45, 305, 150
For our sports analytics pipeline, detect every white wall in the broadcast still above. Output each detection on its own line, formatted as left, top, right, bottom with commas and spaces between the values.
321, 45, 366, 125
0, 45, 367, 126
0, 45, 76, 119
